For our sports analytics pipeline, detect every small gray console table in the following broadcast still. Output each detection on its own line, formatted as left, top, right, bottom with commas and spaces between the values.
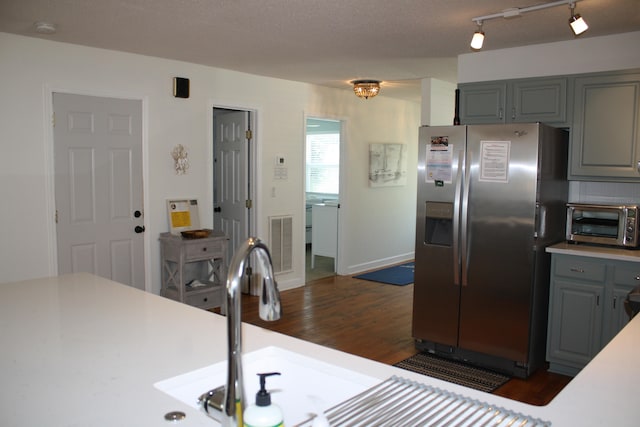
159, 231, 228, 310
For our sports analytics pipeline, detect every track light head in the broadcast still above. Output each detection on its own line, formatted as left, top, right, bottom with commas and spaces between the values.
470, 22, 485, 50
569, 3, 588, 35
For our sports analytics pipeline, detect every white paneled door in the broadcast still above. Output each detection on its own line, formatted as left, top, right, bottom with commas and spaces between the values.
53, 93, 145, 289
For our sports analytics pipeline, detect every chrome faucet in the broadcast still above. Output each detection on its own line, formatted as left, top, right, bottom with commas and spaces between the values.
222, 237, 282, 427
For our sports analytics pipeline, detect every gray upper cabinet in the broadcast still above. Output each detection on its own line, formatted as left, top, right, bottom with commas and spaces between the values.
460, 69, 640, 181
459, 82, 507, 124
509, 78, 568, 124
459, 77, 568, 125
569, 71, 640, 181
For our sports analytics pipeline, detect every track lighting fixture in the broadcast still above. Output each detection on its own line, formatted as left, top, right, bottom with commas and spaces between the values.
568, 2, 589, 35
470, 21, 485, 50
470, 0, 589, 51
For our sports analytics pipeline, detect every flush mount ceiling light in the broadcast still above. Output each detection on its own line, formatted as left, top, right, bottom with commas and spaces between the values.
34, 21, 57, 34
352, 80, 381, 99
470, 0, 588, 51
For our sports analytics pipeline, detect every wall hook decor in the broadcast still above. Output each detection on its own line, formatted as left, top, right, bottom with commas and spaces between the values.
171, 144, 189, 175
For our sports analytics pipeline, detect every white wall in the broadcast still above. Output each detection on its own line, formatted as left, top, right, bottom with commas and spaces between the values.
458, 31, 640, 83
0, 32, 420, 292
420, 78, 457, 126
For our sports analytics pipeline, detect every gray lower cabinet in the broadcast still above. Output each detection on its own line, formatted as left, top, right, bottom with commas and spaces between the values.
547, 254, 639, 376
569, 71, 640, 180
459, 77, 568, 125
608, 264, 640, 341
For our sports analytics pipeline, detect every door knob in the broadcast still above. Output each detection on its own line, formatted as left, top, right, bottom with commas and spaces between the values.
135, 225, 146, 233
134, 210, 142, 218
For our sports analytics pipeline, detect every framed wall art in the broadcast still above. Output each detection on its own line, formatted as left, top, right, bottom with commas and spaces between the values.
368, 143, 407, 187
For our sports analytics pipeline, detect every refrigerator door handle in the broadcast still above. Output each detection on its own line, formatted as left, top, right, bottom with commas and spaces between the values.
461, 149, 472, 287
453, 150, 464, 286
535, 202, 547, 239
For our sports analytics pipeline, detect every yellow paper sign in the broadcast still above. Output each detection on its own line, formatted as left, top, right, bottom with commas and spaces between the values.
170, 211, 191, 228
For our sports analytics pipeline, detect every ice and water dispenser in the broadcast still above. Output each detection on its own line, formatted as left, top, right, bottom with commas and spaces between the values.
424, 202, 454, 246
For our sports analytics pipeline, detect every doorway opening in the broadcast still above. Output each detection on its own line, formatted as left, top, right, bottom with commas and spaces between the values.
212, 107, 255, 267
305, 117, 341, 282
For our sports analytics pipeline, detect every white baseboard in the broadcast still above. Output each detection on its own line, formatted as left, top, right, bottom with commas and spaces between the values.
271, 251, 415, 292
342, 251, 414, 276
275, 276, 305, 291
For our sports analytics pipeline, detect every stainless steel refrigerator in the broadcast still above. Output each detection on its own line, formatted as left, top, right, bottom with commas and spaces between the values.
413, 123, 568, 378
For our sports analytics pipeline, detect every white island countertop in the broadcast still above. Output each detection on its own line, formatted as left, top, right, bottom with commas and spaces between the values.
1, 273, 639, 426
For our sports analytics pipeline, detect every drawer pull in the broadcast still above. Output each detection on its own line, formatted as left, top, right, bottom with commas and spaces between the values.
202, 247, 208, 252
570, 267, 585, 273
635, 275, 640, 281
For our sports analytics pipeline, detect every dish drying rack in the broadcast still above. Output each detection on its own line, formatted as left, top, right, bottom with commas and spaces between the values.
295, 376, 550, 427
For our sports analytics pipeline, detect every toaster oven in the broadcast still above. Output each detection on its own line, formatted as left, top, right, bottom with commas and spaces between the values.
566, 203, 639, 248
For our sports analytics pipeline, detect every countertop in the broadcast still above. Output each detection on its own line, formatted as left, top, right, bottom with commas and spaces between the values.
1, 273, 639, 426
547, 241, 640, 262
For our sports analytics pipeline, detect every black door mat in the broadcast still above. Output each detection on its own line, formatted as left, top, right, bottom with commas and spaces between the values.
394, 352, 510, 393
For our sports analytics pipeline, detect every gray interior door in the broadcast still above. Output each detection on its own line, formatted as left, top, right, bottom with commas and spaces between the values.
213, 109, 250, 261
54, 93, 145, 289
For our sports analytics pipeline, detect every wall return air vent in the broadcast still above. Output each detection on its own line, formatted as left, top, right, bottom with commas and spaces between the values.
269, 215, 293, 274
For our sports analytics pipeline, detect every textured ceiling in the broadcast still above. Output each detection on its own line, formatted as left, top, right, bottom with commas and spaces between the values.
1, 0, 638, 102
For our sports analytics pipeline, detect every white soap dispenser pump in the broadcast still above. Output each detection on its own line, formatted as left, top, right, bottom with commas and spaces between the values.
243, 372, 284, 427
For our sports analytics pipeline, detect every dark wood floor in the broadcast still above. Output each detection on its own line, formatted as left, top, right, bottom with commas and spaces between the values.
241, 273, 572, 407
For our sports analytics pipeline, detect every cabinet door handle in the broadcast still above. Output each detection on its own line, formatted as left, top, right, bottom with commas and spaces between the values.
511, 108, 516, 120
637, 161, 640, 173
635, 275, 640, 281
613, 296, 617, 309
596, 295, 600, 306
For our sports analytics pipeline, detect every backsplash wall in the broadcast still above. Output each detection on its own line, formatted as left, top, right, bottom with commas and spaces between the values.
569, 181, 640, 205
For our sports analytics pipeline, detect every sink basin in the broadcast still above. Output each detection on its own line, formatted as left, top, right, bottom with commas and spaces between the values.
154, 346, 380, 426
